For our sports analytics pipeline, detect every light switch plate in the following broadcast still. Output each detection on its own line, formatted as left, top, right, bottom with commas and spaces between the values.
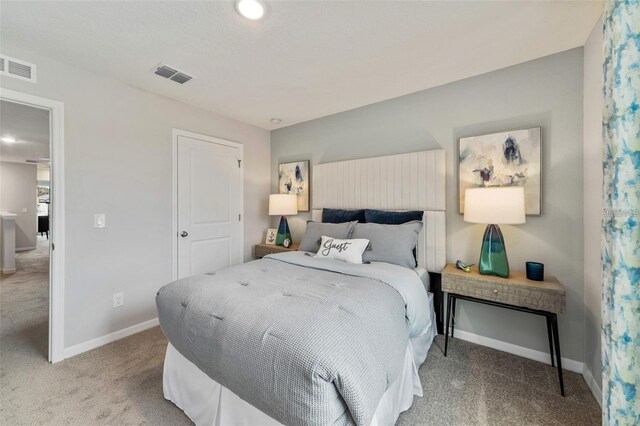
94, 213, 106, 229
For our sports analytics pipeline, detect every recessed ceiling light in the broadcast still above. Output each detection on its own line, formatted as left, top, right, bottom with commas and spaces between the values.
1, 137, 17, 143
236, 0, 265, 20
270, 118, 282, 125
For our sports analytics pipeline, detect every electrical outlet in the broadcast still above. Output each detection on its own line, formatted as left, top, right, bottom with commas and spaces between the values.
113, 292, 124, 308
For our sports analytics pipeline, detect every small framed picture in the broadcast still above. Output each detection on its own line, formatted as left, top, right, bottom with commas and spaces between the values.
265, 229, 277, 245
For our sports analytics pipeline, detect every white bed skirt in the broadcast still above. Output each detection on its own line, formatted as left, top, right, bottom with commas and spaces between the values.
163, 294, 437, 426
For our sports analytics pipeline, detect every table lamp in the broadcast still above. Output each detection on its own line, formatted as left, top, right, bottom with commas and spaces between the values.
464, 187, 526, 278
269, 194, 298, 246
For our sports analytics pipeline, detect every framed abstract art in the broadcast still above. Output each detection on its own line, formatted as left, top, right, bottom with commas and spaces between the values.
278, 160, 310, 212
458, 127, 541, 215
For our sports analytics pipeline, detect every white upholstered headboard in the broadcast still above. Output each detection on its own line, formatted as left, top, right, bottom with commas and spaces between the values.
311, 149, 446, 273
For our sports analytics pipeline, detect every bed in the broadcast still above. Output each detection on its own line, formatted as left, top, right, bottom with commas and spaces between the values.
157, 150, 446, 426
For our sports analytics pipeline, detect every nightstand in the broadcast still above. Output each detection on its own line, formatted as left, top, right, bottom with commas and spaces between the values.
441, 263, 567, 396
255, 243, 300, 258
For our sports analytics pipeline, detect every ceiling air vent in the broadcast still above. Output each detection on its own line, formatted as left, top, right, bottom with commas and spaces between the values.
0, 54, 37, 83
152, 63, 193, 84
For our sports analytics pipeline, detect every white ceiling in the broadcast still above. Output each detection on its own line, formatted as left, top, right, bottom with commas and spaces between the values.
0, 100, 50, 164
1, 1, 602, 130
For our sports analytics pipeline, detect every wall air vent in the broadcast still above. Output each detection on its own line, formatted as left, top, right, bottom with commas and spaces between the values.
0, 54, 37, 83
152, 63, 193, 84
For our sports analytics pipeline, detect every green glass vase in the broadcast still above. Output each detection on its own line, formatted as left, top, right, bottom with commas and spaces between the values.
478, 224, 510, 278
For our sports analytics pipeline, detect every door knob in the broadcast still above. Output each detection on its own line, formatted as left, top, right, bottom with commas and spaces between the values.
180, 231, 188, 237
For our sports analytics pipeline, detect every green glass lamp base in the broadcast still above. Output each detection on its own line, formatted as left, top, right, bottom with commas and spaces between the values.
478, 224, 510, 278
275, 216, 291, 246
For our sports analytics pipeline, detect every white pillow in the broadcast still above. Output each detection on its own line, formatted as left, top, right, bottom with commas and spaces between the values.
315, 236, 370, 264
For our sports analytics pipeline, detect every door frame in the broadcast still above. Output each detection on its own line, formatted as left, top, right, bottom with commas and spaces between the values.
0, 88, 66, 363
171, 129, 244, 281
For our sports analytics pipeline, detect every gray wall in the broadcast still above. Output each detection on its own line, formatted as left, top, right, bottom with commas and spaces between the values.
0, 161, 37, 250
0, 40, 271, 349
583, 18, 603, 395
272, 49, 585, 362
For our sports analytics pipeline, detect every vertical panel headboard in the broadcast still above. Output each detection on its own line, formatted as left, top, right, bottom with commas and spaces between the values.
311, 149, 446, 273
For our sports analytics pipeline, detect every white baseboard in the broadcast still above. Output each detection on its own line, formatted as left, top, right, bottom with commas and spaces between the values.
64, 318, 159, 359
16, 246, 36, 252
449, 328, 584, 373
582, 366, 603, 408
2, 268, 16, 274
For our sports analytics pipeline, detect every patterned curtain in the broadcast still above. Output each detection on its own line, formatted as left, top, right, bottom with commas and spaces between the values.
602, 0, 640, 424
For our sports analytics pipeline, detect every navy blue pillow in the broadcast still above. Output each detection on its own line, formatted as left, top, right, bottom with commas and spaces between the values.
322, 208, 365, 224
364, 209, 424, 225
364, 209, 423, 267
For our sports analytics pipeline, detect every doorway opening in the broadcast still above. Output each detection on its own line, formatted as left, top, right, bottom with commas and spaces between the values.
0, 90, 65, 363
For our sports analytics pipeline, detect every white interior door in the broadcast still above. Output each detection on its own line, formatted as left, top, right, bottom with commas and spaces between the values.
177, 133, 243, 279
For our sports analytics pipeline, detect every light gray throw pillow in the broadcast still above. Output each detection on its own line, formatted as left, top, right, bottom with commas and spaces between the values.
351, 221, 423, 268
298, 221, 358, 253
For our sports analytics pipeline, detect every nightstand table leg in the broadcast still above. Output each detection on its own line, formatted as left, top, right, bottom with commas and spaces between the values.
546, 315, 555, 367
444, 293, 452, 356
450, 296, 457, 338
551, 314, 565, 396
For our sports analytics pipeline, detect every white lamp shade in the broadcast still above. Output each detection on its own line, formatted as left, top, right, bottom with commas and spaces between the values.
464, 187, 526, 225
269, 194, 298, 216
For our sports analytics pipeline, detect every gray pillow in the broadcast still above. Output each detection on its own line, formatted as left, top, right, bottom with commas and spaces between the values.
299, 221, 358, 253
351, 221, 423, 268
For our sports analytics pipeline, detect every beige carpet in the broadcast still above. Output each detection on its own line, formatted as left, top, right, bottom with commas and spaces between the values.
1, 242, 601, 425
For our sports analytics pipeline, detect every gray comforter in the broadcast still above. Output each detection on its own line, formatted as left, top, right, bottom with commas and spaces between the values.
156, 252, 429, 426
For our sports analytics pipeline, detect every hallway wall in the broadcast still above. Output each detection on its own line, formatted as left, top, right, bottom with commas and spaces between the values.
0, 161, 38, 250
